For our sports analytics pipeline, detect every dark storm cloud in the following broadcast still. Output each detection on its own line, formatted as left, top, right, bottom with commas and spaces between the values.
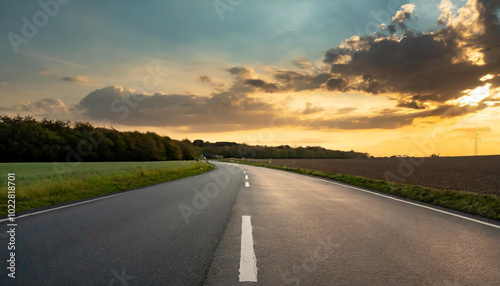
321, 0, 500, 110
328, 31, 495, 102
477, 0, 500, 35
244, 79, 279, 93
4, 2, 498, 133
76, 85, 277, 133
273, 71, 332, 91
326, 77, 348, 92
227, 66, 252, 78
323, 36, 374, 64
323, 47, 353, 65
235, 70, 335, 93
397, 100, 425, 109
387, 24, 397, 34
382, 4, 416, 33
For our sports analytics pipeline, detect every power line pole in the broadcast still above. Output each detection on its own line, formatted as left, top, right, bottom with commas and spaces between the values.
473, 127, 480, 156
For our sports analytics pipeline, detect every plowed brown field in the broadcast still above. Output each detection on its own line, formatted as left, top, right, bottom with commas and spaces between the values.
247, 156, 500, 196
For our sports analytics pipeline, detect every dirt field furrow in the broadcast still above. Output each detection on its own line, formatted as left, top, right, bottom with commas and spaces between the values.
247, 156, 500, 196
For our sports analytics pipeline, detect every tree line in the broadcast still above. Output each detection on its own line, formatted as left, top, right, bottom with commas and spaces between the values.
0, 115, 368, 162
195, 140, 368, 160
0, 115, 197, 162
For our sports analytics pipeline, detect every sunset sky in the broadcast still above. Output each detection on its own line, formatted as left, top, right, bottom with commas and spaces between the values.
1, 0, 499, 156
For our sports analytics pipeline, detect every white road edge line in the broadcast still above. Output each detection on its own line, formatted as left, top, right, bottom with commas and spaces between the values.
1, 164, 250, 223
238, 163, 498, 229
310, 176, 500, 229
245, 175, 248, 180
239, 215, 257, 282
0, 191, 127, 223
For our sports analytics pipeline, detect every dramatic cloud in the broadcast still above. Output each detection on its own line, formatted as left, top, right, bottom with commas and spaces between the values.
319, 0, 499, 115
227, 66, 253, 78
273, 71, 332, 91
326, 77, 348, 92
72, 0, 499, 134
324, 36, 374, 65
70, 67, 284, 132
2, 1, 497, 135
244, 79, 279, 93
385, 4, 416, 33
225, 68, 334, 93
300, 102, 491, 130
392, 4, 416, 23
397, 100, 425, 110
438, 0, 455, 25
62, 75, 90, 83
76, 85, 278, 132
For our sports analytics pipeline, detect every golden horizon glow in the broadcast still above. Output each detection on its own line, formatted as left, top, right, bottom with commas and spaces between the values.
1, 0, 499, 157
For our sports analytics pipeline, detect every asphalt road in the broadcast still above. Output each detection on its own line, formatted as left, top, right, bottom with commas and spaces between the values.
205, 163, 499, 285
0, 163, 244, 285
1, 162, 499, 285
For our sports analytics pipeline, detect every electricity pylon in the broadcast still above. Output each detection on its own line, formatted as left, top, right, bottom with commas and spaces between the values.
473, 127, 480, 156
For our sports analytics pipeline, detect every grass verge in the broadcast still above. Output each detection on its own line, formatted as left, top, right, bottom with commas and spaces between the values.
0, 161, 213, 217
234, 161, 500, 220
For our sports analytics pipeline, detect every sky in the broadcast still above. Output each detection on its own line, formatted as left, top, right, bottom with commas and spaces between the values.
0, 0, 499, 157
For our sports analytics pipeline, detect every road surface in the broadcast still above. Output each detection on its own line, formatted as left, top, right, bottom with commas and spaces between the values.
1, 162, 498, 285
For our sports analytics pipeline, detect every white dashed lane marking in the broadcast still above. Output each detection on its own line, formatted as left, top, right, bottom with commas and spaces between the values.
239, 215, 257, 282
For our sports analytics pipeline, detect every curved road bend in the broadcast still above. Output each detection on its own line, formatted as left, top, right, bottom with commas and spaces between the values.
0, 162, 498, 285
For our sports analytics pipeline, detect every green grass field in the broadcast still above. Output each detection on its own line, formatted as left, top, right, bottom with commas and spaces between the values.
0, 161, 213, 217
